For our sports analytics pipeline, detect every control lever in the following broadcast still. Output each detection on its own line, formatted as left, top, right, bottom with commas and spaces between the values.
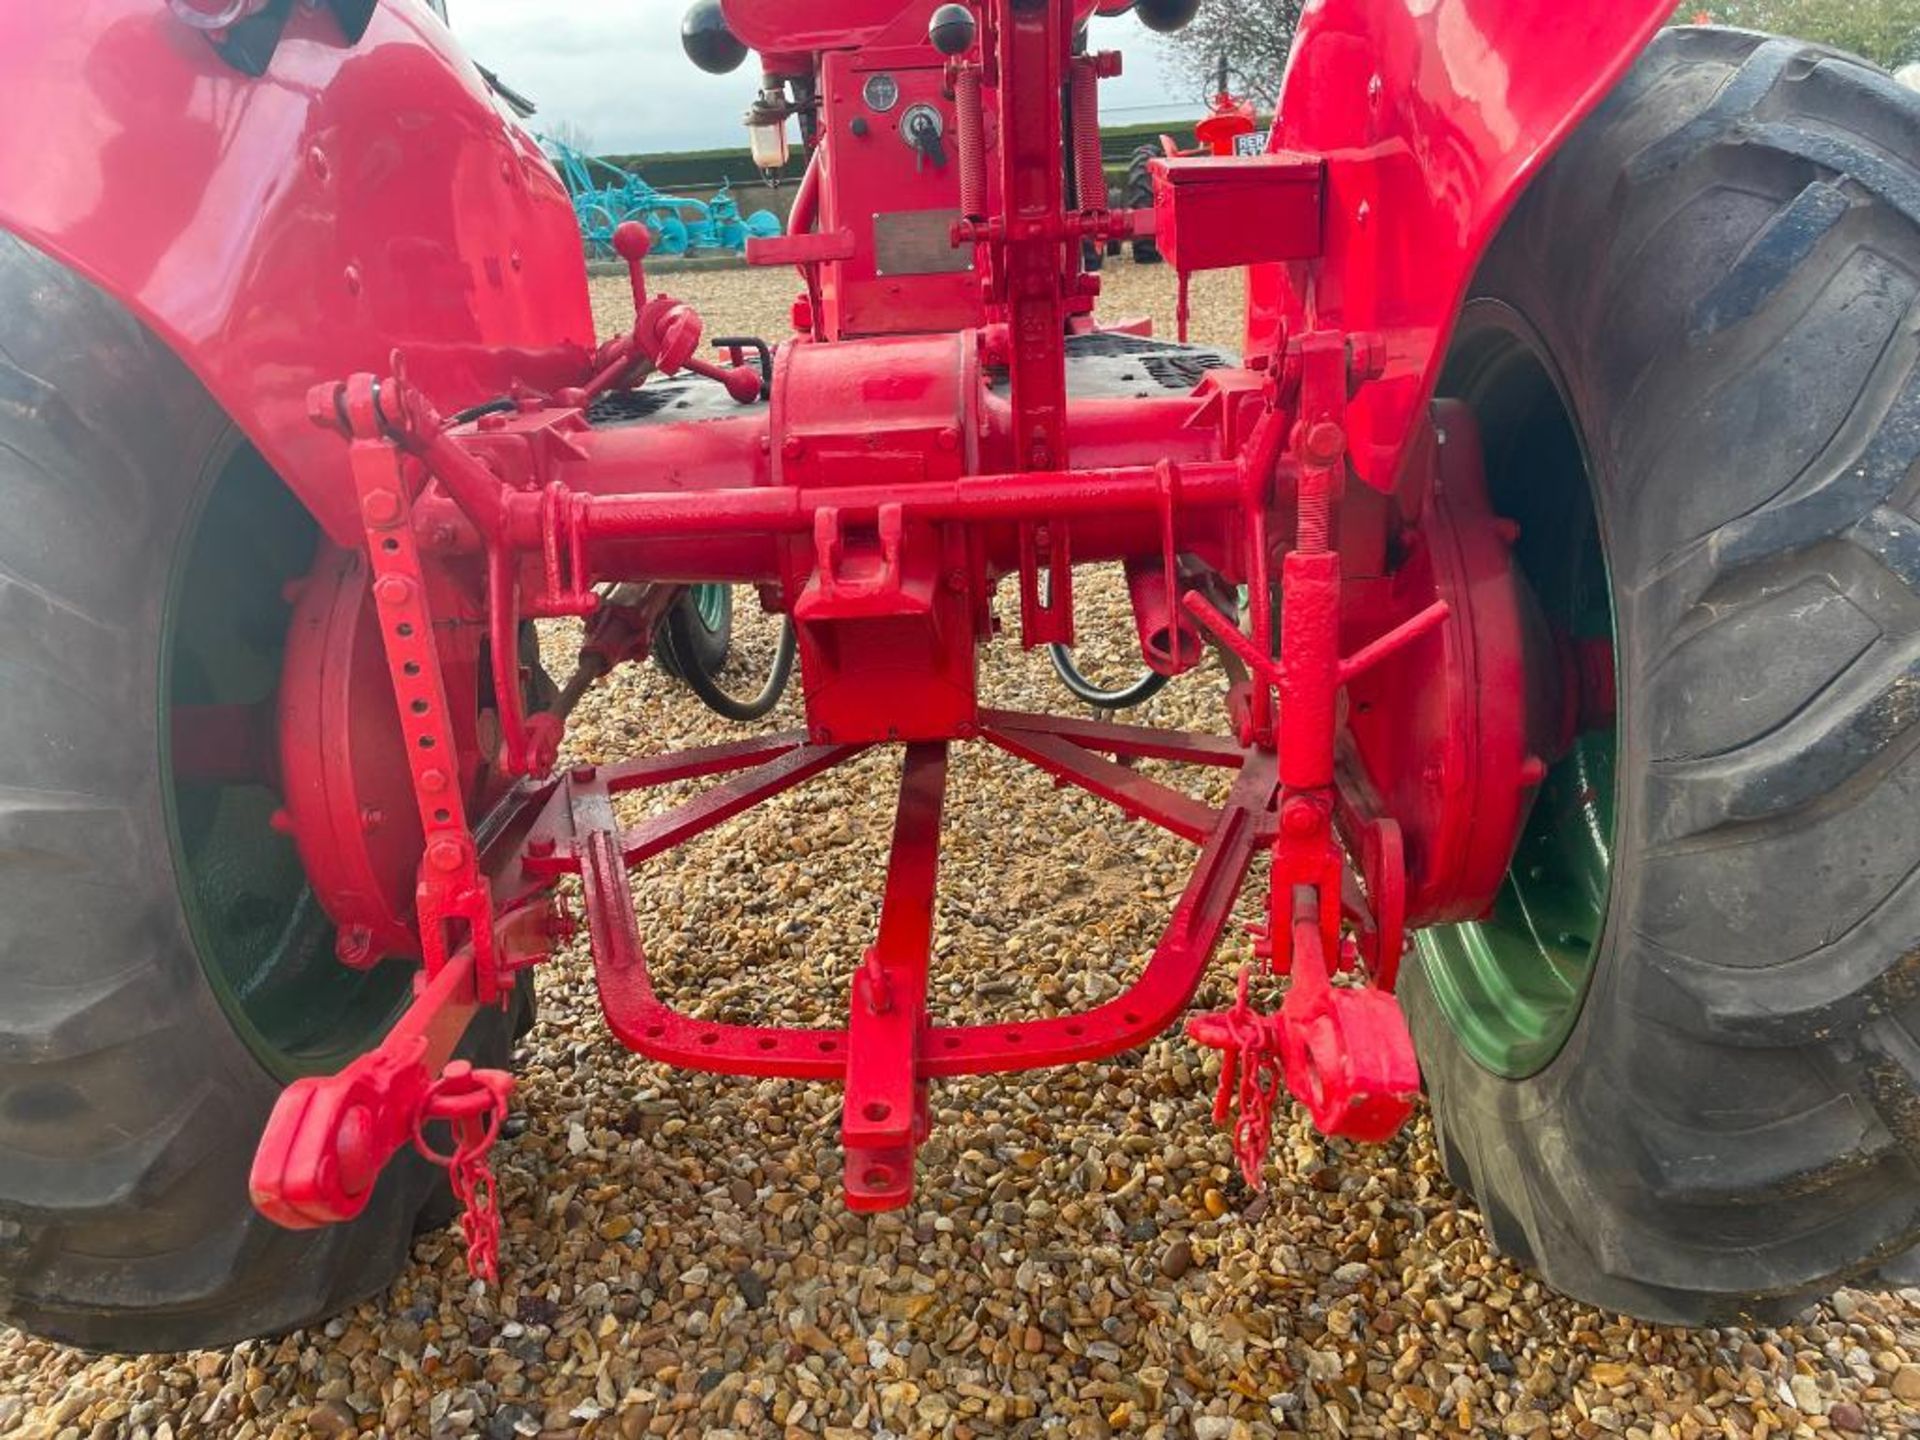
906, 107, 948, 172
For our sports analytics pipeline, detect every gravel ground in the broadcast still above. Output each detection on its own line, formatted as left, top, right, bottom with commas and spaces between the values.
5, 263, 1920, 1440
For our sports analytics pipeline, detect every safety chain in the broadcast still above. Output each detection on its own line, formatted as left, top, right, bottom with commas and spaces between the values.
1188, 967, 1288, 1188
412, 1062, 515, 1283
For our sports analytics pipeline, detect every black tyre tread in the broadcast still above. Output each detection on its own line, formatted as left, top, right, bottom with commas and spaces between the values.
1126, 145, 1161, 264
1408, 28, 1920, 1323
0, 230, 516, 1352
652, 586, 730, 681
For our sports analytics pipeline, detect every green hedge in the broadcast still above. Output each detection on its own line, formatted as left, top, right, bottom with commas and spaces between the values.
598, 117, 1201, 193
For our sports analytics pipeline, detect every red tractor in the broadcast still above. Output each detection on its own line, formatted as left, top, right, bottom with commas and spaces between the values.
1123, 51, 1265, 266
1, 0, 1917, 1351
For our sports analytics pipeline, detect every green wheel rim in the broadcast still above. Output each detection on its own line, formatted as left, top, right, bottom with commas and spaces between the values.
693, 582, 733, 633
161, 447, 410, 1081
1417, 307, 1620, 1079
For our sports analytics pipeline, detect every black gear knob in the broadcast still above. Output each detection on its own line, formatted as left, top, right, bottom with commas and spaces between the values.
682, 0, 748, 75
928, 3, 978, 57
1135, 0, 1203, 34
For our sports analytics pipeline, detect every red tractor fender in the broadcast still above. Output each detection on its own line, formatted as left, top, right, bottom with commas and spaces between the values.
0, 1, 593, 544
1249, 0, 1674, 493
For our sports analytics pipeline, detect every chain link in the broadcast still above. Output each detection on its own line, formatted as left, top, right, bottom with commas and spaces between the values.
1193, 967, 1287, 1189
412, 1062, 514, 1284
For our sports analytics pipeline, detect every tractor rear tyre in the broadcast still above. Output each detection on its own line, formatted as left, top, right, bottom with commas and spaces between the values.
1408, 28, 1920, 1323
0, 233, 525, 1351
1126, 145, 1161, 264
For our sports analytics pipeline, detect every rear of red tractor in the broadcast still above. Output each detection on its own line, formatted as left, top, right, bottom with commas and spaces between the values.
4, 0, 1920, 1349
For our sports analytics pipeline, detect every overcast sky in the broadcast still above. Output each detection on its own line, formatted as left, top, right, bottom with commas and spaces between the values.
447, 2, 1204, 154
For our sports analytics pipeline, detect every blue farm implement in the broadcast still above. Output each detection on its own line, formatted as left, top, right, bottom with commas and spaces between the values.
542, 135, 781, 257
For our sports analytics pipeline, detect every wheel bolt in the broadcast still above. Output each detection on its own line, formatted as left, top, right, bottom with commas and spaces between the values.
335, 925, 373, 967
1281, 799, 1322, 837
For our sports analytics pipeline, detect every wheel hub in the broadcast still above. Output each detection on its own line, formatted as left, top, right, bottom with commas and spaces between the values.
277, 547, 427, 965
1345, 402, 1565, 927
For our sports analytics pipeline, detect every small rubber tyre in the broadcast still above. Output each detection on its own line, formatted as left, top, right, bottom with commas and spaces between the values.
0, 233, 524, 1352
1126, 146, 1162, 264
1408, 28, 1920, 1324
676, 583, 734, 675
654, 583, 734, 682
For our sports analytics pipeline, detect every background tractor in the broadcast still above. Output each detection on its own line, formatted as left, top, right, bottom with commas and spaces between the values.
1123, 51, 1265, 264
0, 0, 1918, 1352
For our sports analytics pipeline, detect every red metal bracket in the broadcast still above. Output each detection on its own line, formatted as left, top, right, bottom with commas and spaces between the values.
1178, 328, 1423, 1181
747, 229, 858, 267
251, 949, 490, 1219
313, 373, 504, 997
249, 946, 518, 1279
523, 712, 1278, 1212
842, 743, 946, 1210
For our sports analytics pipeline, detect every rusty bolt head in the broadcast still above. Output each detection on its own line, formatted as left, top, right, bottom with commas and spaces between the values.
373, 574, 413, 607
1280, 798, 1322, 838
336, 1103, 375, 1194
307, 383, 346, 433
335, 925, 374, 967
427, 837, 465, 873
570, 764, 597, 785
1303, 421, 1346, 466
1347, 333, 1388, 392
361, 488, 403, 527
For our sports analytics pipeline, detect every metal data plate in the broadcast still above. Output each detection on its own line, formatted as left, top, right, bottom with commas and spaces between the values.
873, 209, 972, 276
